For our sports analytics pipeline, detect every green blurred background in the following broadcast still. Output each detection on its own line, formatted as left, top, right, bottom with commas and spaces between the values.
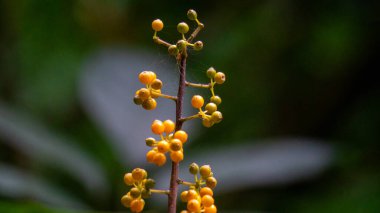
0, 0, 379, 212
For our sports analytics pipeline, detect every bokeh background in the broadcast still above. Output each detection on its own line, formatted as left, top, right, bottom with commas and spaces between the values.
0, 0, 379, 212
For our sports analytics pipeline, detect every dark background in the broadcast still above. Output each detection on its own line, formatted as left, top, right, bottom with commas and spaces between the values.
0, 0, 379, 212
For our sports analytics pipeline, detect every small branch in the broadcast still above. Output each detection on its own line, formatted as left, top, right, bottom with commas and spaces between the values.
151, 91, 177, 101
187, 22, 204, 43
180, 113, 202, 122
185, 81, 211, 89
150, 189, 170, 195
177, 179, 196, 186
153, 36, 172, 47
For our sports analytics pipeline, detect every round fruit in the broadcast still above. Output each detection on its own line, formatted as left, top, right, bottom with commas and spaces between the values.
201, 195, 214, 207
211, 111, 223, 123
142, 98, 157, 110
210, 96, 222, 105
121, 194, 133, 208
146, 150, 156, 163
170, 151, 184, 163
169, 139, 182, 151
214, 72, 226, 84
168, 45, 179, 55
151, 120, 165, 135
180, 190, 188, 202
200, 187, 214, 197
187, 199, 201, 212
132, 168, 146, 181
193, 41, 203, 51
152, 19, 164, 31
191, 95, 204, 108
151, 79, 163, 90
202, 119, 214, 128
206, 177, 217, 188
174, 130, 188, 143
177, 22, 189, 34
205, 103, 217, 114
157, 140, 170, 153
200, 165, 212, 178
130, 198, 145, 212
207, 67, 216, 78
187, 9, 197, 20
139, 71, 156, 84
124, 173, 134, 185
163, 120, 175, 133
153, 152, 166, 166
204, 205, 217, 213
138, 88, 150, 100
145, 137, 156, 147
189, 163, 199, 175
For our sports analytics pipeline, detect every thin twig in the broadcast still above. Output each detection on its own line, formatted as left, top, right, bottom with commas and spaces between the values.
185, 81, 211, 89
153, 37, 172, 47
187, 22, 204, 43
150, 189, 170, 195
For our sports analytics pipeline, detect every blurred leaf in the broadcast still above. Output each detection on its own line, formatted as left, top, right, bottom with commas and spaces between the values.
0, 102, 108, 194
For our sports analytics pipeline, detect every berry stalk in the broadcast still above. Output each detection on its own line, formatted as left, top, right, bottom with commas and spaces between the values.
168, 53, 187, 213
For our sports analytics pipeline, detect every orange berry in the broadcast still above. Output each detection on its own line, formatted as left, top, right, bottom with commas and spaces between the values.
186, 189, 198, 201
169, 139, 182, 151
121, 194, 133, 208
142, 98, 157, 110
131, 168, 146, 181
153, 152, 166, 166
206, 177, 217, 189
124, 173, 135, 185
170, 151, 184, 163
152, 19, 164, 31
200, 165, 212, 178
191, 95, 204, 108
130, 198, 145, 212
174, 130, 188, 143
201, 195, 214, 207
200, 187, 214, 197
163, 120, 175, 133
187, 199, 201, 212
137, 88, 150, 100
180, 190, 188, 202
204, 205, 217, 213
157, 140, 170, 153
151, 120, 165, 135
146, 149, 156, 163
139, 71, 156, 84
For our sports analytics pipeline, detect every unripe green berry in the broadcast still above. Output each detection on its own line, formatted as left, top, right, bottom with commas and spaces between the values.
214, 72, 226, 84
206, 67, 216, 78
141, 189, 151, 199
177, 22, 189, 34
211, 111, 223, 123
205, 103, 217, 114
144, 178, 156, 189
200, 165, 212, 178
193, 41, 203, 51
145, 137, 156, 147
206, 177, 217, 188
189, 163, 199, 175
129, 187, 141, 198
168, 45, 179, 56
177, 40, 187, 51
187, 9, 197, 20
151, 79, 163, 90
133, 95, 143, 105
202, 119, 214, 128
210, 96, 222, 105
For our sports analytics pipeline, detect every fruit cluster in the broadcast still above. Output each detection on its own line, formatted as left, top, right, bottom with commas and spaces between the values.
121, 168, 156, 213
134, 71, 164, 110
145, 119, 188, 166
179, 163, 218, 213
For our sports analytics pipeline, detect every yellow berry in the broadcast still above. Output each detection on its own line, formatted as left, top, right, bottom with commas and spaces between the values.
124, 173, 135, 185
163, 120, 175, 133
180, 190, 188, 202
177, 22, 189, 34
205, 103, 217, 114
142, 98, 157, 110
151, 79, 163, 90
191, 95, 204, 108
206, 177, 217, 189
169, 139, 182, 151
152, 19, 164, 31
210, 111, 223, 123
204, 205, 217, 213
187, 9, 197, 20
151, 120, 165, 135
201, 195, 214, 207
132, 168, 146, 181
210, 96, 222, 105
153, 152, 166, 166
157, 140, 170, 153
137, 88, 150, 100
200, 165, 212, 178
121, 194, 133, 208
170, 151, 184, 163
193, 41, 203, 51
139, 71, 156, 84
130, 198, 145, 213
207, 67, 216, 78
214, 72, 225, 84
202, 118, 214, 128
187, 199, 201, 212
200, 187, 214, 197
146, 149, 156, 163
174, 130, 188, 143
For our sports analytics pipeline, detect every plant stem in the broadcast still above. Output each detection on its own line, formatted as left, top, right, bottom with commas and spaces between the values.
168, 53, 187, 213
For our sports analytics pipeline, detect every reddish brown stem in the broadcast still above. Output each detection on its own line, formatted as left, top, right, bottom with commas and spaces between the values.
168, 53, 187, 213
